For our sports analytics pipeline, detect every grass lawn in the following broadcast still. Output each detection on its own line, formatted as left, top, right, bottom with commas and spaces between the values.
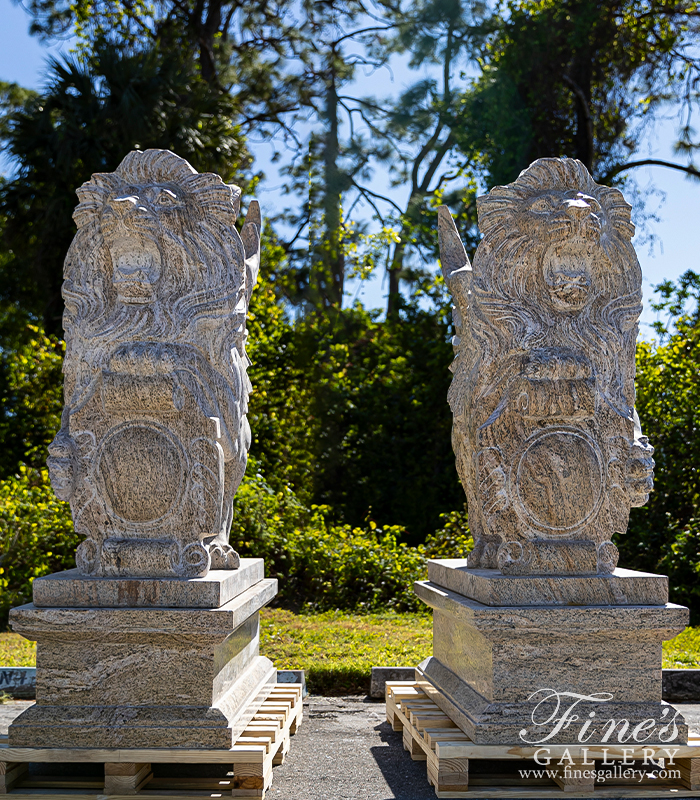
2, 610, 699, 695
662, 625, 700, 668
261, 609, 432, 694
0, 632, 35, 667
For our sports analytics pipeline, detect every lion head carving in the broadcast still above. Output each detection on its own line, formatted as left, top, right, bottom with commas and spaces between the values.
49, 149, 261, 578
439, 158, 653, 576
62, 149, 258, 401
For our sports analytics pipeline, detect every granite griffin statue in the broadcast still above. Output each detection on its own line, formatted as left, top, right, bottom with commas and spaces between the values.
413, 157, 687, 749
47, 149, 261, 578
439, 157, 654, 575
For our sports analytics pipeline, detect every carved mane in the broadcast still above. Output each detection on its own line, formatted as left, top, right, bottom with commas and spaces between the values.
466, 158, 642, 419
61, 149, 257, 407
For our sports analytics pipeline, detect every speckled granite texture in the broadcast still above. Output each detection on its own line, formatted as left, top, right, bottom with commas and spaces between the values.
438, 159, 654, 575
428, 559, 669, 607
415, 572, 689, 745
32, 559, 265, 609
7, 152, 281, 750
46, 149, 262, 578
418, 160, 691, 747
8, 577, 278, 748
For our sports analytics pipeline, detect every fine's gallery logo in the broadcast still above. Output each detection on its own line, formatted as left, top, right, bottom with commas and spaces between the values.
519, 749, 682, 784
519, 689, 683, 744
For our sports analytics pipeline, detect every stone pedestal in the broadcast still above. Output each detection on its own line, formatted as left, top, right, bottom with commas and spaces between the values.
415, 559, 689, 745
9, 558, 277, 749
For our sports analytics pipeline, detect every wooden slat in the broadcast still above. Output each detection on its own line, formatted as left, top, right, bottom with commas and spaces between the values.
245, 724, 282, 744
386, 681, 423, 692
235, 736, 273, 753
411, 712, 457, 731
0, 744, 268, 764
146, 776, 236, 788
15, 778, 104, 788
0, 761, 27, 794
392, 681, 700, 799
3, 790, 700, 800
230, 763, 273, 798
386, 684, 427, 701
431, 755, 470, 793
386, 697, 403, 732
549, 760, 595, 793
266, 692, 299, 708
400, 699, 436, 709
103, 762, 152, 795
272, 735, 290, 767
424, 728, 470, 749
436, 741, 700, 760
0, 683, 303, 800
403, 725, 427, 762
433, 790, 700, 799
679, 758, 700, 791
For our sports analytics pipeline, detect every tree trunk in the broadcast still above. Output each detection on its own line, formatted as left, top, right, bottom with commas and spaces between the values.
387, 236, 407, 317
564, 62, 594, 170
320, 69, 345, 308
196, 0, 223, 84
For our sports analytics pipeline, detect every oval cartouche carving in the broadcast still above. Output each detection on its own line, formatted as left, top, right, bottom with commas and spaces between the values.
98, 424, 185, 523
514, 429, 603, 533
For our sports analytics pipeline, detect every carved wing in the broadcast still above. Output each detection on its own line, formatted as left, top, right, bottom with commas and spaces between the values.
241, 200, 261, 305
438, 206, 472, 314
438, 206, 474, 416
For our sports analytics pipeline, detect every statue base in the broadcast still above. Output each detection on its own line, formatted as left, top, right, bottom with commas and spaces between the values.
415, 559, 689, 745
8, 560, 277, 749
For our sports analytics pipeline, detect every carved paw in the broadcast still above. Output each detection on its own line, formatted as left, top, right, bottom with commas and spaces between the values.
76, 538, 100, 575
208, 543, 241, 570
626, 437, 654, 507
467, 535, 503, 569
47, 431, 78, 501
466, 543, 483, 569
596, 541, 619, 574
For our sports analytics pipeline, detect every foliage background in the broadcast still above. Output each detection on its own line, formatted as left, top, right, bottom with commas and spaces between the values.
1, 0, 700, 628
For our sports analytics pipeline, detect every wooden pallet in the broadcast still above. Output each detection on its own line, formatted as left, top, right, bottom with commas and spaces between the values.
0, 683, 303, 799
386, 681, 700, 798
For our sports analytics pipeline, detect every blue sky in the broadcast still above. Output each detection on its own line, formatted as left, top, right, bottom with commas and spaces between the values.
1, 0, 698, 332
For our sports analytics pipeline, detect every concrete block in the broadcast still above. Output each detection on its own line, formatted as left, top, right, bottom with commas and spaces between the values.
0, 667, 36, 699
370, 667, 415, 699
663, 669, 700, 702
277, 669, 307, 697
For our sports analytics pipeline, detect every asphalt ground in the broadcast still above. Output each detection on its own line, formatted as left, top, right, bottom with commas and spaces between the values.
2, 698, 700, 799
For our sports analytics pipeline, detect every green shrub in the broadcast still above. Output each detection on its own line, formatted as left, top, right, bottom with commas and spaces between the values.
0, 322, 63, 479
618, 277, 700, 620
233, 465, 472, 612
423, 507, 472, 558
657, 518, 700, 615
0, 466, 79, 625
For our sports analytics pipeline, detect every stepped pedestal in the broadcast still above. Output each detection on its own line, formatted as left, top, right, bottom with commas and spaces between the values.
415, 559, 689, 745
9, 558, 277, 749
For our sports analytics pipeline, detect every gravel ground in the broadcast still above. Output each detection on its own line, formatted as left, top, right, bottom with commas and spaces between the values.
269, 695, 437, 800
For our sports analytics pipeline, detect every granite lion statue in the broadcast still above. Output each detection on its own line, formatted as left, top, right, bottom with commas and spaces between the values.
47, 149, 261, 578
439, 157, 654, 575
